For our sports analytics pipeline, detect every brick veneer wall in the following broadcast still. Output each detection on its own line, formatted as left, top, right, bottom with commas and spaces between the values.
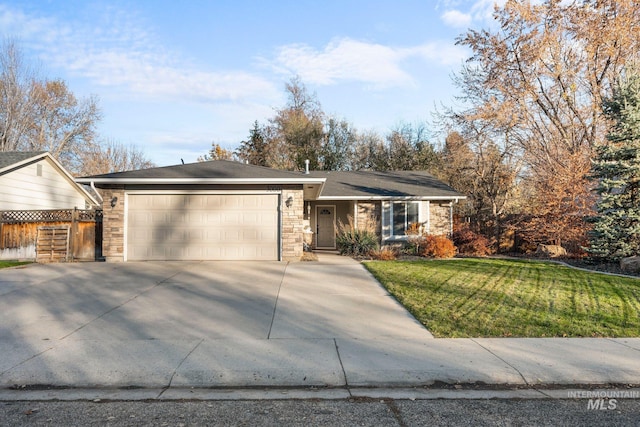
356, 201, 381, 237
101, 187, 125, 262
430, 202, 452, 236
281, 187, 304, 260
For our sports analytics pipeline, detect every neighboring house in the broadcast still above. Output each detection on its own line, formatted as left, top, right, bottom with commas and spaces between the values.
77, 160, 464, 262
0, 151, 100, 210
0, 151, 102, 261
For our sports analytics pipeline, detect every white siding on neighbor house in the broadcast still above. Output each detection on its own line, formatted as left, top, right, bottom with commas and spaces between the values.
0, 158, 88, 210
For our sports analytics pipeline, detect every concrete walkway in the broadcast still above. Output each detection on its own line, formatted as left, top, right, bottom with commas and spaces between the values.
0, 254, 639, 392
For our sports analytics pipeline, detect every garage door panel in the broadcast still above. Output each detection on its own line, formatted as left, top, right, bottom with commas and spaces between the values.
127, 194, 279, 261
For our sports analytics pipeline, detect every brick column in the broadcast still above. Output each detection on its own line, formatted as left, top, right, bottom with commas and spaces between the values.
356, 201, 381, 237
281, 187, 304, 261
430, 202, 452, 236
101, 188, 125, 262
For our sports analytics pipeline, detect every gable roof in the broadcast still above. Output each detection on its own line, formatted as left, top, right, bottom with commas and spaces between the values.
77, 160, 465, 201
0, 151, 101, 206
309, 170, 464, 200
77, 160, 326, 184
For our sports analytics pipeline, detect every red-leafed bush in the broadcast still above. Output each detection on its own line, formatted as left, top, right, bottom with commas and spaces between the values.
422, 234, 456, 259
452, 224, 493, 256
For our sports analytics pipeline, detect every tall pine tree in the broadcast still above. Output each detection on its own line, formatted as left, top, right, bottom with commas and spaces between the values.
237, 121, 268, 166
588, 70, 640, 261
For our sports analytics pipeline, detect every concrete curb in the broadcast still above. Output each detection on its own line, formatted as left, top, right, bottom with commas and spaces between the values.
1, 386, 639, 402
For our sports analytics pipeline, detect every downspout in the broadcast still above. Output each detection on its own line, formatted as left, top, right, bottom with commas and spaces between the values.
450, 198, 460, 236
279, 192, 283, 261
90, 181, 103, 205
353, 201, 358, 229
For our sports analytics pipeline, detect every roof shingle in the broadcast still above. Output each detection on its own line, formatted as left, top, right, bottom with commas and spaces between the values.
81, 159, 313, 180
0, 151, 46, 171
309, 170, 462, 199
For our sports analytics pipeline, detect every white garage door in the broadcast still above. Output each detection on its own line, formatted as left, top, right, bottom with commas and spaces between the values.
127, 194, 279, 261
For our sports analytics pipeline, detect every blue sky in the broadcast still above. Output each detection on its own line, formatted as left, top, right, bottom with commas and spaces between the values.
0, 0, 502, 166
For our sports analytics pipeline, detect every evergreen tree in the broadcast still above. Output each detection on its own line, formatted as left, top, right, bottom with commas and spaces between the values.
588, 71, 640, 261
237, 121, 268, 166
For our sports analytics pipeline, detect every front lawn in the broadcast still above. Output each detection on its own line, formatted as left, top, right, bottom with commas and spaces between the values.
364, 258, 640, 338
0, 261, 30, 269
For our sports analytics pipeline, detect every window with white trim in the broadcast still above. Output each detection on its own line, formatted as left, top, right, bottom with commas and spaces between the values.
392, 201, 419, 236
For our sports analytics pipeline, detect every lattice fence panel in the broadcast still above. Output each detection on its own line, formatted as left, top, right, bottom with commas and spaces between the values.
0, 209, 102, 223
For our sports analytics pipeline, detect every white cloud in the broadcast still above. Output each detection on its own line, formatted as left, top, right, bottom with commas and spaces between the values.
267, 38, 467, 88
438, 0, 508, 27
0, 4, 278, 104
441, 10, 472, 28
407, 43, 468, 66
469, 0, 504, 21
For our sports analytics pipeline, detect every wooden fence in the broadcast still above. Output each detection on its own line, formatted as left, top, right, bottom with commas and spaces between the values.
0, 209, 103, 262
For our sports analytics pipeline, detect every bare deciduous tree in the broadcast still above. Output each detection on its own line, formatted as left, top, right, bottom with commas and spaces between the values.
436, 126, 521, 249
452, 0, 640, 250
28, 79, 101, 165
268, 76, 324, 171
0, 40, 38, 152
75, 140, 155, 176
198, 142, 236, 162
0, 40, 103, 172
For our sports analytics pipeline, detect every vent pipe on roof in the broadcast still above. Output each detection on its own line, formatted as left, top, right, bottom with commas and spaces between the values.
304, 159, 310, 174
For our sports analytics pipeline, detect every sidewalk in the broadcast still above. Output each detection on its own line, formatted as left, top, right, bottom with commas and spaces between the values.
2, 337, 639, 391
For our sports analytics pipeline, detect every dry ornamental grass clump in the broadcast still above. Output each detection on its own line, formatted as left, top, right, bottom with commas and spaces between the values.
336, 215, 379, 256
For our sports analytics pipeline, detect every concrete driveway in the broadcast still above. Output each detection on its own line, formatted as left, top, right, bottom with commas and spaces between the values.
0, 253, 438, 388
0, 254, 431, 342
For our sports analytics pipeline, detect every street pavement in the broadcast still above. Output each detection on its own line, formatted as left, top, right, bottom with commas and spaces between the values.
3, 398, 640, 426
0, 253, 639, 396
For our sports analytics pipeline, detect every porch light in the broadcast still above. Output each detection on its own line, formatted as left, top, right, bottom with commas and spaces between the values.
110, 196, 118, 208
285, 195, 294, 208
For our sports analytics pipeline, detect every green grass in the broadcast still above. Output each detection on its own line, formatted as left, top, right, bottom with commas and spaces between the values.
364, 258, 640, 338
0, 260, 31, 269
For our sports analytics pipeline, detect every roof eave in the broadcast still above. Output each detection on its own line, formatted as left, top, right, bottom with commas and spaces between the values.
316, 195, 467, 201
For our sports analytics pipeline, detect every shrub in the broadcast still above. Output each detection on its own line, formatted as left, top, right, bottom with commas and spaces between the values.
422, 234, 456, 259
336, 215, 379, 256
452, 224, 492, 256
370, 247, 397, 260
406, 222, 422, 236
405, 222, 425, 255
402, 239, 423, 256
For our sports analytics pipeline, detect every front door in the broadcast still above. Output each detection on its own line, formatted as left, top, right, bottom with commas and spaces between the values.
316, 205, 336, 248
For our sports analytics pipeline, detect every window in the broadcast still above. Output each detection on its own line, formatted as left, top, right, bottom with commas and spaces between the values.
392, 201, 419, 236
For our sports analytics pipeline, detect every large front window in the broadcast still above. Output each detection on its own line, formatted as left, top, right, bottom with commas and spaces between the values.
392, 201, 419, 236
